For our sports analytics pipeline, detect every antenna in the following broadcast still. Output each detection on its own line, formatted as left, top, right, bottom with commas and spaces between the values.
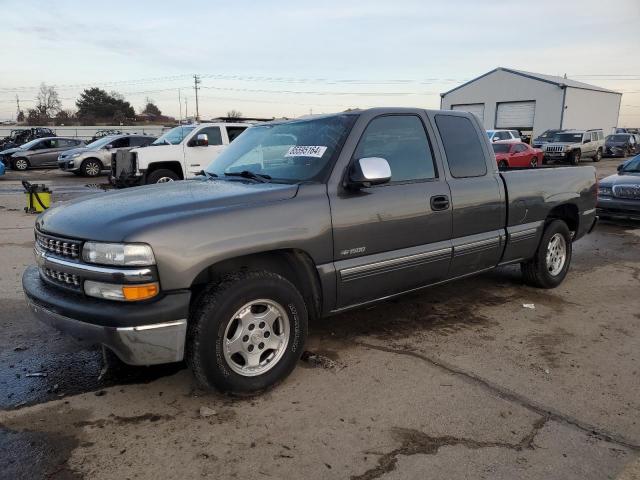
178, 89, 183, 124
193, 74, 201, 122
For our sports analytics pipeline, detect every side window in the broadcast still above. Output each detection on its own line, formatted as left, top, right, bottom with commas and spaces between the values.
353, 115, 436, 182
591, 131, 598, 142
498, 131, 510, 140
514, 144, 527, 153
130, 137, 151, 147
198, 127, 222, 146
226, 126, 247, 142
47, 139, 58, 148
111, 137, 130, 148
435, 115, 488, 178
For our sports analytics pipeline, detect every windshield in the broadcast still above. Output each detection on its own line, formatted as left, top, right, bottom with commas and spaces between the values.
152, 126, 195, 145
85, 136, 118, 149
607, 134, 629, 142
19, 138, 44, 150
537, 130, 557, 140
205, 115, 356, 183
553, 133, 583, 143
492, 144, 510, 153
621, 156, 640, 173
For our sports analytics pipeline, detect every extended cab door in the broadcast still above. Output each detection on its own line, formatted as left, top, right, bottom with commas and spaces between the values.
431, 112, 506, 278
184, 126, 226, 177
328, 113, 453, 309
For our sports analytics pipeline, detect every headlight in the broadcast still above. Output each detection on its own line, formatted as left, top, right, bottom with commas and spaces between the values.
70, 153, 81, 158
82, 242, 155, 266
598, 186, 613, 196
84, 280, 159, 301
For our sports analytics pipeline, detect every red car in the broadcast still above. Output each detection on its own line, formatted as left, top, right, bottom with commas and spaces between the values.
492, 141, 544, 168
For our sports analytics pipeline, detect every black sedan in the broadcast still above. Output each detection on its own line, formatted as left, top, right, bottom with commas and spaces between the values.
604, 134, 638, 158
597, 155, 640, 220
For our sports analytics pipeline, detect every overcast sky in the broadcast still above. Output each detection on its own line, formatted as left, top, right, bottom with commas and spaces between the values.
1, 0, 639, 124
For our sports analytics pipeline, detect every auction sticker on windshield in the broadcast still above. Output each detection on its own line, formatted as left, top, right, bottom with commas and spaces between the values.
285, 146, 327, 158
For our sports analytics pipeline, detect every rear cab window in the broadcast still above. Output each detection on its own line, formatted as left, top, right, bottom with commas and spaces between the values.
226, 126, 248, 143
435, 114, 487, 178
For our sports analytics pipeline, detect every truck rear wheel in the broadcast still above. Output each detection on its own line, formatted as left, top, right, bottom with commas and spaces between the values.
521, 220, 572, 289
146, 169, 179, 184
187, 270, 308, 393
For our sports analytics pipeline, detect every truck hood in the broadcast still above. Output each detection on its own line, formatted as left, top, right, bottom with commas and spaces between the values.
37, 179, 299, 241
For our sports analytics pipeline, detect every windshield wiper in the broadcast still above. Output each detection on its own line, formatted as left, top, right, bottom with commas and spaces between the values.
224, 170, 272, 183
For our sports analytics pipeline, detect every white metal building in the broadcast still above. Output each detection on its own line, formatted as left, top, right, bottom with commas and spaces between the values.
440, 67, 622, 137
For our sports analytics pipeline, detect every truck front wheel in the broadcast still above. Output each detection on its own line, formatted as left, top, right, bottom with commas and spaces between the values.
146, 168, 179, 184
570, 150, 581, 165
187, 270, 308, 393
521, 220, 572, 289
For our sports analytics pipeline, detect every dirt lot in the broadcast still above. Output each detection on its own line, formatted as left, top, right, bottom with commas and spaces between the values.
0, 161, 639, 480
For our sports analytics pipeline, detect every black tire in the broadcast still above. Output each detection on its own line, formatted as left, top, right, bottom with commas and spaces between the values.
12, 157, 29, 171
80, 158, 103, 177
186, 270, 308, 393
521, 220, 572, 289
570, 150, 581, 165
498, 160, 508, 169
593, 148, 602, 162
146, 168, 179, 184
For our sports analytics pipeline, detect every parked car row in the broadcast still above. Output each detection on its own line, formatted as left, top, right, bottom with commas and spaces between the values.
604, 133, 640, 158
0, 123, 252, 183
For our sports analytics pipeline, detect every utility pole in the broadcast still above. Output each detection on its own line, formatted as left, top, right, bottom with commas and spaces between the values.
15, 95, 20, 120
193, 74, 201, 122
185, 97, 188, 120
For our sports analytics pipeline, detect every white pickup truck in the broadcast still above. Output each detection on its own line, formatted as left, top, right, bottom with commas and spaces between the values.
110, 123, 250, 186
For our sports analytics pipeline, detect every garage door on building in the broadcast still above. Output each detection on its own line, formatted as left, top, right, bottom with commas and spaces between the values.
451, 103, 485, 122
495, 101, 535, 129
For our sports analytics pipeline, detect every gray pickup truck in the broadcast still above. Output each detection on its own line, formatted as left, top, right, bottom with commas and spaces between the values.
23, 108, 597, 393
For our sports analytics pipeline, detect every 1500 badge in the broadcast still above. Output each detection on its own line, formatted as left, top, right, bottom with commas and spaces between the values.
340, 247, 366, 256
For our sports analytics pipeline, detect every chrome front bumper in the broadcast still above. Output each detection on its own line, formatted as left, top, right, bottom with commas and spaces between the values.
27, 300, 187, 366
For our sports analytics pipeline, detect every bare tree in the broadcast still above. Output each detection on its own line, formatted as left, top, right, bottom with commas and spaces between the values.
227, 109, 242, 119
35, 83, 62, 118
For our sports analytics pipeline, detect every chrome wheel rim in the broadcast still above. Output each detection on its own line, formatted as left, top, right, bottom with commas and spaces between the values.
86, 162, 100, 176
546, 233, 567, 276
530, 158, 537, 167
15, 159, 27, 170
223, 299, 290, 377
156, 177, 174, 183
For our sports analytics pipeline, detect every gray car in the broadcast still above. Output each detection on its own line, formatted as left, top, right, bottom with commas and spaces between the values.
597, 155, 640, 220
9, 137, 85, 171
58, 134, 156, 177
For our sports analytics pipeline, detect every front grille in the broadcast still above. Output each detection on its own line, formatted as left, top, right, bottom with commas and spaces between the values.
41, 267, 82, 289
545, 145, 565, 153
36, 231, 82, 259
613, 184, 640, 200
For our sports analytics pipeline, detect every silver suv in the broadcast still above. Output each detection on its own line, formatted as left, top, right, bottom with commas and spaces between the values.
58, 134, 155, 177
543, 129, 604, 165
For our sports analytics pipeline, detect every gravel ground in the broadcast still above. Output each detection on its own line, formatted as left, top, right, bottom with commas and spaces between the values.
0, 159, 638, 480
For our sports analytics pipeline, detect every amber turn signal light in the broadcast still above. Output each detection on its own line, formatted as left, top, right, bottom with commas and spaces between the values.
122, 283, 159, 301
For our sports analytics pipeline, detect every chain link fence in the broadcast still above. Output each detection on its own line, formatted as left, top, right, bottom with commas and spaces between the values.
0, 125, 172, 141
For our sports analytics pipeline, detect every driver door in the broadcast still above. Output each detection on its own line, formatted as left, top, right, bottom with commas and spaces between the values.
184, 126, 225, 177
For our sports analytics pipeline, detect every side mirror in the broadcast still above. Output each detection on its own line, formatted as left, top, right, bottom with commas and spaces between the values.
349, 157, 391, 188
194, 133, 208, 147
617, 164, 623, 172
105, 144, 113, 150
